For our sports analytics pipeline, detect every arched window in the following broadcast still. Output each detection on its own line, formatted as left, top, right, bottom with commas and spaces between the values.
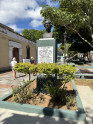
26, 45, 30, 59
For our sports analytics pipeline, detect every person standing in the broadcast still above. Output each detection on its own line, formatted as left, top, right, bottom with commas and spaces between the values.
30, 56, 35, 64
10, 57, 17, 80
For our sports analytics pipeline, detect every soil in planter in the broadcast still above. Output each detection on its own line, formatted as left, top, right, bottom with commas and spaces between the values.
5, 79, 78, 111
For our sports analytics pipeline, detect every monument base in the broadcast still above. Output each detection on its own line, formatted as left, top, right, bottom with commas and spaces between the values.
36, 38, 57, 64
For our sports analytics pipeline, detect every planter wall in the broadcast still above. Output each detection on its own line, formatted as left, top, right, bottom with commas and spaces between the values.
0, 80, 86, 121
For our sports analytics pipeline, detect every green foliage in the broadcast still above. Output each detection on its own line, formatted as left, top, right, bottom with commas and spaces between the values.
41, 0, 93, 48
12, 80, 33, 103
14, 62, 36, 80
22, 29, 46, 42
36, 63, 76, 81
36, 63, 59, 75
58, 64, 76, 83
14, 62, 76, 82
69, 39, 93, 53
13, 62, 76, 104
53, 25, 65, 43
66, 94, 75, 109
44, 80, 66, 102
14, 62, 30, 74
37, 63, 76, 102
59, 43, 76, 56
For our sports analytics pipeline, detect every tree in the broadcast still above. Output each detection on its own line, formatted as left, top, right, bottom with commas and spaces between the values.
69, 32, 93, 53
59, 43, 76, 56
14, 63, 36, 80
41, 0, 93, 47
53, 25, 65, 43
22, 29, 46, 42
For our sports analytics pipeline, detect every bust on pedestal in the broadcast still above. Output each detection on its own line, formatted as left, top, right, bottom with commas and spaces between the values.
36, 19, 57, 64
43, 19, 53, 38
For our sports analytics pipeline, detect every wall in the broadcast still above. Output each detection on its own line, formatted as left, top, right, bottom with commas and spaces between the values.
0, 34, 9, 69
22, 42, 36, 60
0, 33, 36, 71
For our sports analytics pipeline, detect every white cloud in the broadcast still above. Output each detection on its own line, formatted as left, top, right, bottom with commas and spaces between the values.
30, 20, 42, 27
0, 0, 42, 24
8, 24, 23, 32
26, 7, 43, 20
0, 0, 58, 29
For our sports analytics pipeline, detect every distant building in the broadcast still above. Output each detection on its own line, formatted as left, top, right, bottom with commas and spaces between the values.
90, 51, 93, 62
57, 50, 63, 64
0, 23, 36, 71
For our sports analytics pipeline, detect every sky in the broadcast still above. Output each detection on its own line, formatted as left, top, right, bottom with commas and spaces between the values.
0, 0, 59, 33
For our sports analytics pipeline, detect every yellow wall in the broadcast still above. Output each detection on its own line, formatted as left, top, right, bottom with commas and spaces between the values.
0, 33, 36, 70
22, 42, 36, 60
0, 35, 9, 68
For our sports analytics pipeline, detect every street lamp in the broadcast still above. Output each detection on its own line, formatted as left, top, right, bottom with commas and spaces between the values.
63, 31, 67, 63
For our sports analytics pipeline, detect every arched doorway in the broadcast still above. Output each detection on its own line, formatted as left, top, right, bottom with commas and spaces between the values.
9, 41, 22, 64
13, 47, 19, 62
26, 45, 30, 59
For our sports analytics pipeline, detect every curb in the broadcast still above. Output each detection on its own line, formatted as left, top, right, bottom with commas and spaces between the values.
0, 80, 86, 121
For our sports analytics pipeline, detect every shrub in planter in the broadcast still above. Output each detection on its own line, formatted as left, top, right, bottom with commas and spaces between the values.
36, 63, 76, 103
14, 62, 36, 80
58, 64, 76, 83
37, 76, 57, 93
14, 62, 76, 104
36, 63, 59, 76
11, 80, 34, 103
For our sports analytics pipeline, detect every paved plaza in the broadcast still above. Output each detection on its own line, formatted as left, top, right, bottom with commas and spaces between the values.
0, 71, 30, 97
0, 71, 93, 124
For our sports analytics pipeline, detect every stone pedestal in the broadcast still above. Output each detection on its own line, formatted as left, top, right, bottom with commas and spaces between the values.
36, 38, 57, 64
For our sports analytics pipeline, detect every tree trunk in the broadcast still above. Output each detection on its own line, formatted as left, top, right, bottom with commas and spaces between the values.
29, 73, 30, 81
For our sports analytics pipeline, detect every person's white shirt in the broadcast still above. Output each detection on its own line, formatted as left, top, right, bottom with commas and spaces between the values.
11, 60, 17, 67
23, 59, 26, 63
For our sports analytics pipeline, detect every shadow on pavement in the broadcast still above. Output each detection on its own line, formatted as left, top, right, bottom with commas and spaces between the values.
0, 111, 82, 124
16, 74, 26, 79
0, 106, 88, 124
0, 70, 11, 74
85, 107, 93, 124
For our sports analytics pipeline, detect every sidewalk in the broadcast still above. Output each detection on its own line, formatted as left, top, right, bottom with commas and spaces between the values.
0, 71, 34, 97
0, 72, 93, 124
0, 71, 29, 85
77, 86, 93, 124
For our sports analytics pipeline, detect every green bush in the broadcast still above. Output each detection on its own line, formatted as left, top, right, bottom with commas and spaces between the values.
14, 62, 76, 81
36, 63, 59, 75
14, 62, 76, 103
58, 64, 76, 83
14, 62, 36, 80
12, 80, 33, 103
44, 80, 63, 102
36, 63, 76, 102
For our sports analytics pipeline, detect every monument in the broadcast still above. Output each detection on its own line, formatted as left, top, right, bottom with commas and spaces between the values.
36, 19, 57, 64
43, 19, 53, 38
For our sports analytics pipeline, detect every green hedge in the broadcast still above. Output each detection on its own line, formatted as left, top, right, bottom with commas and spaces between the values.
14, 62, 76, 83
14, 62, 76, 103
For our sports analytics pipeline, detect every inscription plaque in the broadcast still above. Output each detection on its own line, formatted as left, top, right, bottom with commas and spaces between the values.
38, 46, 53, 63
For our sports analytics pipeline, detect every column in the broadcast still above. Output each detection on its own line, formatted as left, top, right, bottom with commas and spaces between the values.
9, 47, 13, 64
19, 48, 22, 62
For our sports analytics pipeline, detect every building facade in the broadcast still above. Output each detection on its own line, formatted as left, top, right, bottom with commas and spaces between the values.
0, 23, 36, 71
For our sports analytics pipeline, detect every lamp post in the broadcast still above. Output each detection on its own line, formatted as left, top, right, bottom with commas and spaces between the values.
63, 31, 67, 63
